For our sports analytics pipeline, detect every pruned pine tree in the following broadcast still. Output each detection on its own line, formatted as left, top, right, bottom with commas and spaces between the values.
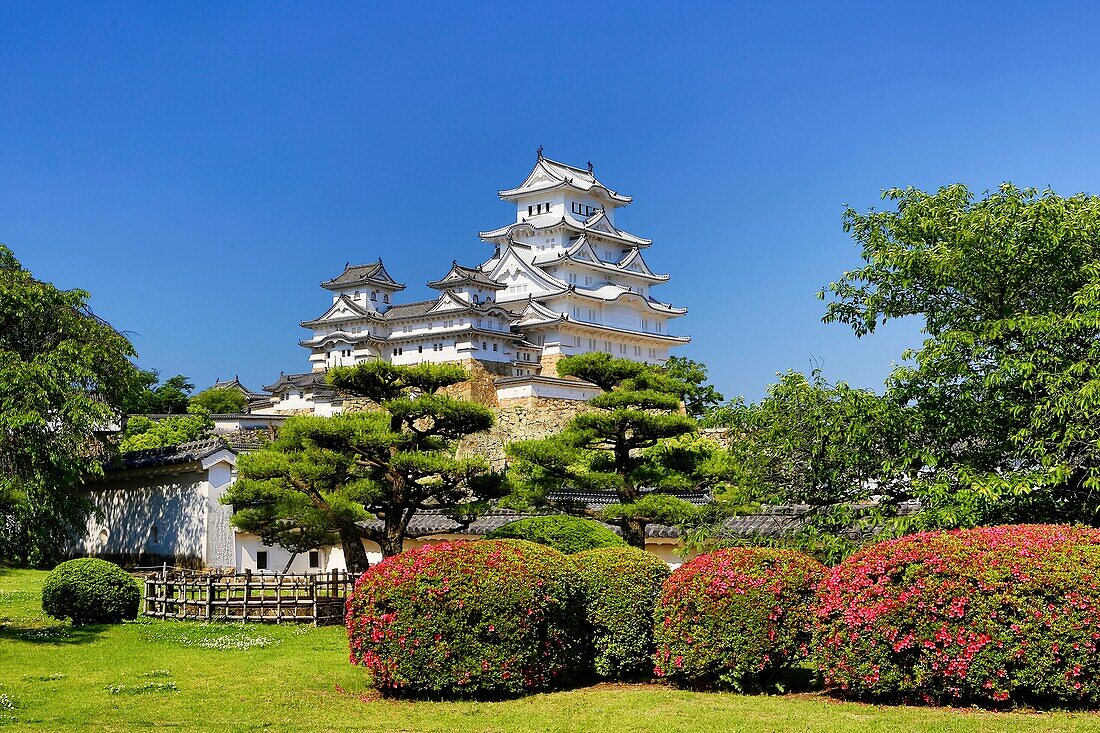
223, 362, 498, 573
507, 353, 702, 549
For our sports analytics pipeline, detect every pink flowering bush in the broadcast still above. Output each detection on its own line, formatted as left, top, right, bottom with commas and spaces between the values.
346, 539, 588, 698
653, 548, 825, 690
814, 524, 1100, 708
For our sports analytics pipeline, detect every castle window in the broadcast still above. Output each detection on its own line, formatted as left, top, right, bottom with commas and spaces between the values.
482, 342, 487, 350
151, 525, 159, 544
620, 343, 627, 354
528, 205, 534, 216
370, 291, 377, 301
472, 294, 479, 304
568, 273, 577, 284
383, 294, 390, 304
492, 343, 498, 351
309, 550, 320, 569
418, 345, 423, 353
477, 319, 483, 328
256, 551, 268, 571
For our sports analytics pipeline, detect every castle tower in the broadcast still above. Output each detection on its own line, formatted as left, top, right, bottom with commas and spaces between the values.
477, 149, 689, 375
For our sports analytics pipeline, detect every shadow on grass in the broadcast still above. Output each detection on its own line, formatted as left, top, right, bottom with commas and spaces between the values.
0, 619, 109, 645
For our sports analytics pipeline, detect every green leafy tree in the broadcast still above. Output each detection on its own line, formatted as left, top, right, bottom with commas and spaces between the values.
0, 244, 142, 566
190, 386, 247, 414
663, 356, 724, 419
507, 353, 704, 549
119, 405, 214, 452
702, 370, 915, 561
123, 371, 193, 414
822, 184, 1100, 527
222, 362, 500, 572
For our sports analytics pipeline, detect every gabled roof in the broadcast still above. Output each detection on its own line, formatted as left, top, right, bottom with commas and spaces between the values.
427, 262, 506, 291
298, 330, 383, 349
498, 152, 632, 206
263, 371, 337, 395
211, 377, 261, 397
532, 237, 669, 282
381, 294, 515, 323
300, 294, 379, 328
321, 260, 406, 292
486, 245, 569, 296
617, 248, 666, 279
513, 298, 566, 327
478, 209, 651, 247
552, 283, 688, 316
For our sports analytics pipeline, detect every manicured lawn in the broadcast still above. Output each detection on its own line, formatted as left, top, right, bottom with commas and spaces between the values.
1, 569, 1098, 732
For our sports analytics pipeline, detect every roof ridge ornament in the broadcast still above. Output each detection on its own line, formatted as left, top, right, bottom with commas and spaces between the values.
587, 161, 593, 173
536, 145, 544, 159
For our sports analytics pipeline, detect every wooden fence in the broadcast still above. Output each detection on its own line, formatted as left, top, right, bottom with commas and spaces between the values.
143, 568, 353, 626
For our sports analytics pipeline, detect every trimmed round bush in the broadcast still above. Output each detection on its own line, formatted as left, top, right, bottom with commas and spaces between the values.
653, 548, 825, 690
41, 558, 141, 625
574, 546, 670, 679
483, 515, 626, 554
814, 524, 1100, 708
346, 539, 588, 698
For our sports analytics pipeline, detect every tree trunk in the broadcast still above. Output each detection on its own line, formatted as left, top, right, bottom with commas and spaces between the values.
379, 509, 408, 558
378, 531, 403, 558
620, 517, 647, 550
339, 526, 371, 575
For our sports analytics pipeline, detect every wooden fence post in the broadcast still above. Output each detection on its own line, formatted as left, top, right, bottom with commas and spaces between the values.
243, 568, 251, 622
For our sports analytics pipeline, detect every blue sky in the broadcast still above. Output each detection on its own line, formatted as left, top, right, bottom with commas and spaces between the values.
3, 2, 1099, 400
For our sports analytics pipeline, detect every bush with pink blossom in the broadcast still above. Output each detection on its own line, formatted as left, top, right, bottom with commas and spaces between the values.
653, 548, 825, 690
346, 539, 587, 698
814, 524, 1100, 708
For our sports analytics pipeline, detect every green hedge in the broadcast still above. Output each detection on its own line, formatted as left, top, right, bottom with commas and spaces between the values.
653, 548, 825, 690
574, 546, 670, 679
346, 539, 588, 698
41, 558, 141, 625
483, 515, 626, 554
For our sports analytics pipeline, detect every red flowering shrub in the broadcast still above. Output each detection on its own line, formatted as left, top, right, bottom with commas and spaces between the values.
653, 548, 825, 690
814, 524, 1100, 708
346, 539, 588, 698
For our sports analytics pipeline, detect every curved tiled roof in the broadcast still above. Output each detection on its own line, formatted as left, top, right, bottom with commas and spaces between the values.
499, 155, 632, 206
321, 260, 406, 292
113, 438, 230, 471
428, 262, 506, 291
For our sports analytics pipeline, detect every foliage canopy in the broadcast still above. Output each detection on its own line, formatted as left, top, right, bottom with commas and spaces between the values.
822, 184, 1100, 528
0, 245, 142, 566
223, 361, 501, 571
507, 354, 708, 549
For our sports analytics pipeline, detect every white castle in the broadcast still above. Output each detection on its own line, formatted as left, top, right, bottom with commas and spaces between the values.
261, 151, 689, 413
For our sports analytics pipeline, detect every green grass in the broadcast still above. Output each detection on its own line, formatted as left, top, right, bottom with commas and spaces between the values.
2, 568, 1100, 732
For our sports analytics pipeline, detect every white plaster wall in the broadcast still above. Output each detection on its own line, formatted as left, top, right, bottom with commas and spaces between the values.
496, 383, 602, 401
234, 533, 383, 573
232, 532, 685, 572
204, 461, 236, 569
80, 472, 209, 564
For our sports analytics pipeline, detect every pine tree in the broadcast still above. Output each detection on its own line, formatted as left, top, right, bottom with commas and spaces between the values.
223, 362, 499, 572
507, 353, 705, 549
